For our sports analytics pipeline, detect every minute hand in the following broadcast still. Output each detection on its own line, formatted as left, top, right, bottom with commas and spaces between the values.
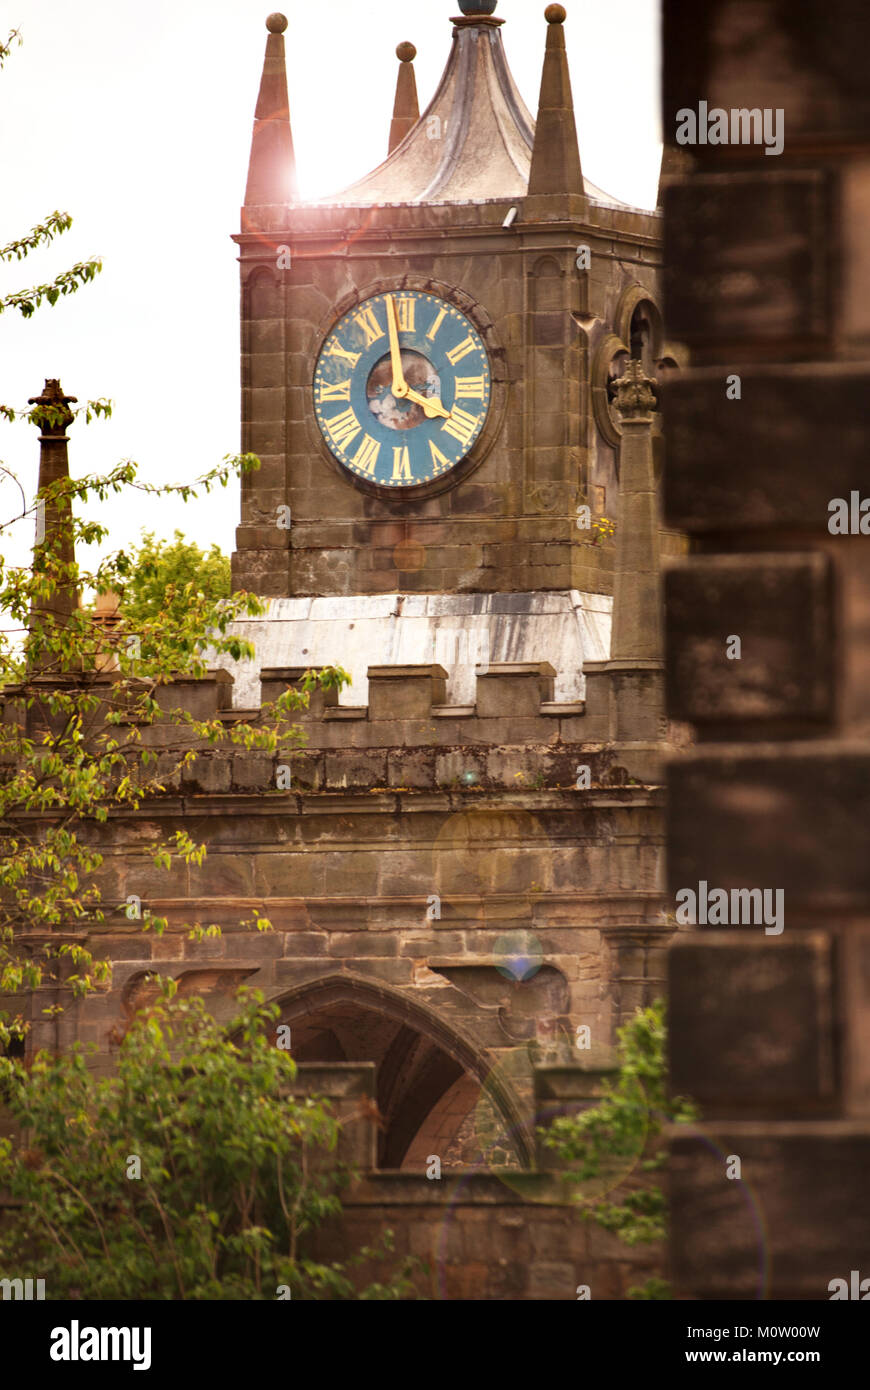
385, 296, 408, 398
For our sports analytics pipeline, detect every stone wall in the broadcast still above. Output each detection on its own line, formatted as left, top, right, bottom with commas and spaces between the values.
6, 660, 671, 1198
662, 0, 870, 1300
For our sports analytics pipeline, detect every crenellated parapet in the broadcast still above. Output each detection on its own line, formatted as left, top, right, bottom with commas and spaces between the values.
137, 660, 669, 793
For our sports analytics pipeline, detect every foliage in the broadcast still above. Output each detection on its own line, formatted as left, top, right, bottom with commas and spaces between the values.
0, 31, 405, 1306
589, 515, 616, 546
116, 530, 231, 636
0, 438, 351, 1042
0, 27, 349, 1046
538, 1001, 697, 1296
0, 983, 420, 1299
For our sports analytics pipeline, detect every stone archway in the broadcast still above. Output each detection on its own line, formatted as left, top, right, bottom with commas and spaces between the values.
269, 973, 531, 1169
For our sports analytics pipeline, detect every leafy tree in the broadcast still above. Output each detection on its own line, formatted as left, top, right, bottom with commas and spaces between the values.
116, 530, 231, 637
538, 1001, 697, 1299
0, 26, 348, 1049
0, 30, 407, 1306
0, 982, 420, 1299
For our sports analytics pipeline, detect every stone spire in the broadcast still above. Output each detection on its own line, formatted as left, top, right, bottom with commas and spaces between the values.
244, 12, 298, 208
527, 4, 583, 197
389, 42, 420, 155
656, 142, 694, 207
27, 379, 79, 666
609, 361, 662, 662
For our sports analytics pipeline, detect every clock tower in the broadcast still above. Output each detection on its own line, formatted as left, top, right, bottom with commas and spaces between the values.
231, 2, 671, 615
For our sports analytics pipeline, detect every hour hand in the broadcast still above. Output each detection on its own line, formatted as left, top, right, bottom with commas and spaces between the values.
403, 386, 451, 420
385, 296, 408, 398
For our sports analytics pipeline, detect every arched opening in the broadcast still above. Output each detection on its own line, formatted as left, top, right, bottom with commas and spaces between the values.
271, 975, 529, 1171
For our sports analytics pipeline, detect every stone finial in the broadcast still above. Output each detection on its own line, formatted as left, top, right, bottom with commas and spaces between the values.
458, 1, 498, 14
527, 3, 583, 197
244, 13, 298, 206
610, 360, 660, 420
28, 378, 77, 436
389, 40, 420, 154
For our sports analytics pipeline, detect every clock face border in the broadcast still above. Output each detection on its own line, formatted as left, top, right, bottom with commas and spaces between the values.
309, 279, 506, 502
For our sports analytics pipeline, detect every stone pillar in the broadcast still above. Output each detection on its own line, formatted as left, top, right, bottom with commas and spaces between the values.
27, 378, 78, 671
581, 361, 666, 778
609, 360, 661, 663
662, 0, 870, 1300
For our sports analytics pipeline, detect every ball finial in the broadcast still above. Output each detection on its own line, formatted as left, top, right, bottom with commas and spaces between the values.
545, 3, 567, 21
396, 41, 417, 62
266, 12, 288, 33
458, 1, 498, 15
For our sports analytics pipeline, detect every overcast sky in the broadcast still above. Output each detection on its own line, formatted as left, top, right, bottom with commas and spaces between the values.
0, 0, 661, 578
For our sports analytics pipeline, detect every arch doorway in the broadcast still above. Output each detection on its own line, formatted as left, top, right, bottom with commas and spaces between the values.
272, 975, 527, 1171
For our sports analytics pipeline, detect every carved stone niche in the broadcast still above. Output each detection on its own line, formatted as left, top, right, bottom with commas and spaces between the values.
590, 285, 686, 453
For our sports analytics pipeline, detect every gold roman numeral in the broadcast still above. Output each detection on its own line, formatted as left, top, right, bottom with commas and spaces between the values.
454, 375, 486, 400
395, 296, 416, 333
441, 406, 480, 449
427, 306, 448, 340
429, 441, 453, 473
325, 407, 361, 451
324, 341, 361, 368
352, 434, 381, 475
392, 446, 412, 481
317, 378, 352, 403
353, 305, 384, 348
446, 336, 477, 366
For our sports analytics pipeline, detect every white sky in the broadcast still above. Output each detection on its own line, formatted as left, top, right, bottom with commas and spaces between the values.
0, 0, 661, 577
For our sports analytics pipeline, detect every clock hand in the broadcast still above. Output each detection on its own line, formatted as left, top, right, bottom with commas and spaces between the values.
385, 296, 451, 419
402, 386, 451, 420
385, 295, 409, 400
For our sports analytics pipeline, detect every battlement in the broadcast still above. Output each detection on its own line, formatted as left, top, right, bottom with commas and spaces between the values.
1, 656, 670, 792
138, 660, 669, 793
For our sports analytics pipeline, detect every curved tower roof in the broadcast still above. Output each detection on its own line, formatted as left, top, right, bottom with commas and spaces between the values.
319, 9, 619, 207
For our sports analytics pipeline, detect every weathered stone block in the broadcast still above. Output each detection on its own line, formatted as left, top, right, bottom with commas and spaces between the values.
367, 665, 448, 721
154, 671, 233, 718
663, 365, 870, 531
663, 173, 830, 346
231, 754, 276, 791
669, 1125, 870, 1298
476, 664, 556, 718
324, 750, 387, 790
260, 668, 339, 715
665, 553, 834, 724
667, 749, 870, 901
669, 933, 835, 1109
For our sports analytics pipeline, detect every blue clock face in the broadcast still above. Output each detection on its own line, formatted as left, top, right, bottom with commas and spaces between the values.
313, 291, 492, 488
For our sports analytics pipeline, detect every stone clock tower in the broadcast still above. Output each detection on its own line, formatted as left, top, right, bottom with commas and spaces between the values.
210, 1, 678, 1296
232, 2, 673, 612
15, 1, 677, 1301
